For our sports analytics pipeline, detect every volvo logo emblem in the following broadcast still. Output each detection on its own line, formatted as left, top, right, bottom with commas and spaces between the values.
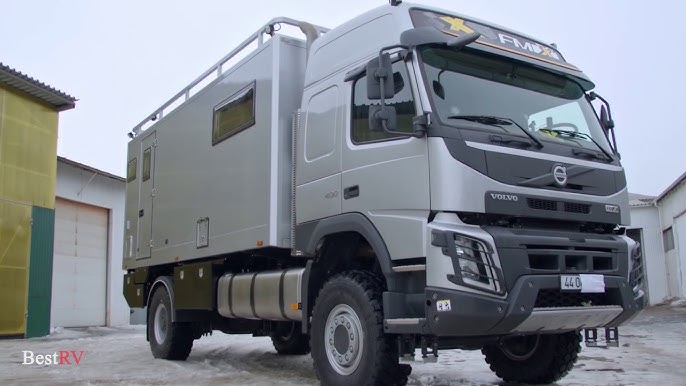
552, 165, 568, 187
490, 193, 519, 202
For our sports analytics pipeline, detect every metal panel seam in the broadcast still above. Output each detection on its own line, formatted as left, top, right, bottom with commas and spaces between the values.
269, 37, 280, 246
249, 273, 258, 318
278, 270, 288, 320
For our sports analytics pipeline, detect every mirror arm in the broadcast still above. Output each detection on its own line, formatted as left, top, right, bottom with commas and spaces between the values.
590, 91, 619, 155
589, 91, 615, 124
378, 75, 387, 108
375, 44, 407, 104
592, 93, 613, 118
377, 113, 429, 139
381, 122, 416, 138
378, 44, 407, 58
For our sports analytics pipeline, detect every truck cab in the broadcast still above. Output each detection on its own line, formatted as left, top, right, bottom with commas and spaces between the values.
294, 3, 643, 383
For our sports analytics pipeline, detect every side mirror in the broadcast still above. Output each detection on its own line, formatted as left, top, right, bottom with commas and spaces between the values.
368, 105, 397, 132
432, 80, 445, 100
600, 105, 615, 130
366, 53, 395, 100
432, 69, 447, 100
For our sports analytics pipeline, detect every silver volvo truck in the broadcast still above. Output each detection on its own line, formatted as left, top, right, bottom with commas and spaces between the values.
123, 2, 644, 384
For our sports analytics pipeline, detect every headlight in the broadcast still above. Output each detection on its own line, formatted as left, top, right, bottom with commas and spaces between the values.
458, 258, 480, 282
453, 235, 490, 283
449, 234, 503, 294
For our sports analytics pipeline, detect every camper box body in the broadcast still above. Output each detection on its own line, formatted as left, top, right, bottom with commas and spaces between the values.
124, 35, 306, 269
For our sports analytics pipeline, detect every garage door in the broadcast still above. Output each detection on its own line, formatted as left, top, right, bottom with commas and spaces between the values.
51, 198, 108, 327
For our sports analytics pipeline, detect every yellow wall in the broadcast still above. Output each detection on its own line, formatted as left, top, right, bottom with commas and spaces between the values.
0, 84, 59, 336
0, 84, 58, 209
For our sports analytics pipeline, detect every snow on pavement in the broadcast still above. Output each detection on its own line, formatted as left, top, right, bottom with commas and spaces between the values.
1, 304, 684, 386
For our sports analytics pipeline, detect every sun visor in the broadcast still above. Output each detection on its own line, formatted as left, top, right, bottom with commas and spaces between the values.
409, 8, 595, 91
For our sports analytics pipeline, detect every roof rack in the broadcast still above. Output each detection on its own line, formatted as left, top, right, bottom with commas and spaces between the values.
130, 17, 328, 137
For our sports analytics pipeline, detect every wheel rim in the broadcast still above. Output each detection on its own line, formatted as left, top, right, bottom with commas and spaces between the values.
499, 335, 540, 361
154, 303, 168, 344
324, 304, 364, 375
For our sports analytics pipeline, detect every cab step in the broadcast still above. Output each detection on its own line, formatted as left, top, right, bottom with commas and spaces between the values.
584, 327, 619, 348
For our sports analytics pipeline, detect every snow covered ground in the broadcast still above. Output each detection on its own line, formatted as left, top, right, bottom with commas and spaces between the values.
1, 303, 684, 386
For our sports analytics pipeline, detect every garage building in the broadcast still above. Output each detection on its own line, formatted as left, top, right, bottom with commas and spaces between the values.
628, 171, 686, 305
53, 157, 128, 327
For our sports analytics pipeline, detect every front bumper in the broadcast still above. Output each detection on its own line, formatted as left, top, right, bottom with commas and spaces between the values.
382, 213, 645, 337
422, 274, 644, 337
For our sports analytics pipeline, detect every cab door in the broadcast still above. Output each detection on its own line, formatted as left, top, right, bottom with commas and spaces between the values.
341, 60, 430, 259
295, 80, 343, 224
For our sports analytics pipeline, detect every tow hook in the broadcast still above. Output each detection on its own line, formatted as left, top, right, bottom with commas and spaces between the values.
584, 327, 619, 347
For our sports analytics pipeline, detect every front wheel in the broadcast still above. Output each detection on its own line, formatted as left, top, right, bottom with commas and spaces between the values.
310, 271, 409, 386
148, 285, 194, 360
482, 331, 581, 384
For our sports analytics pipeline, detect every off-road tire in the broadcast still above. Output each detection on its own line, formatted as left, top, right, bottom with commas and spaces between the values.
148, 285, 194, 360
310, 270, 410, 386
482, 331, 581, 384
270, 322, 310, 355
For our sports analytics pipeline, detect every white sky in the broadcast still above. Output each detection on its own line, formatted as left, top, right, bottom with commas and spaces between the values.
1, 0, 683, 196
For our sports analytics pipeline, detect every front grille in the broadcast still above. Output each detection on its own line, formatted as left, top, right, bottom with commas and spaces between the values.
527, 198, 557, 211
526, 198, 591, 214
535, 289, 618, 308
564, 202, 591, 214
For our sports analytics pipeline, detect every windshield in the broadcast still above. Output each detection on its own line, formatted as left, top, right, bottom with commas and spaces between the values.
419, 47, 613, 155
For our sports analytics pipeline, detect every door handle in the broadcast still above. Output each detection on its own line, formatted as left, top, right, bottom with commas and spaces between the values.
344, 185, 359, 199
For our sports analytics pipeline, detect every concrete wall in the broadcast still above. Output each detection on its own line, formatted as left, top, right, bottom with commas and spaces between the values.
675, 214, 686, 297
628, 205, 668, 304
56, 161, 128, 326
658, 179, 686, 299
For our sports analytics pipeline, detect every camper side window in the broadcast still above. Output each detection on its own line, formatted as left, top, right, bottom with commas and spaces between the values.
351, 61, 416, 144
127, 158, 137, 182
213, 82, 256, 145
142, 148, 151, 181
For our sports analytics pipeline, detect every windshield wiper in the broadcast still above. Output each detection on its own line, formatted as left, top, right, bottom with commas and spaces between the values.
542, 129, 613, 161
448, 115, 543, 149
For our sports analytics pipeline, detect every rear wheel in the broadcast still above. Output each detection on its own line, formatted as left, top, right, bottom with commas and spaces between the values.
148, 285, 194, 360
310, 271, 410, 386
482, 331, 581, 384
270, 322, 310, 355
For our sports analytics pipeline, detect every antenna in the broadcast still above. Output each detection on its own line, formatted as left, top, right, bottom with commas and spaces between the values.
390, 0, 402, 6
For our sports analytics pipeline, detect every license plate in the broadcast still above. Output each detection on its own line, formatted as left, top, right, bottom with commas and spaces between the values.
560, 274, 605, 293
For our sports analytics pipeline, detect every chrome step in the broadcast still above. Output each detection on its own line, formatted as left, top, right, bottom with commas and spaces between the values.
392, 264, 426, 273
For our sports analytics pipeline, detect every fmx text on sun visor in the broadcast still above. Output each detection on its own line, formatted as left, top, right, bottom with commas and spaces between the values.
410, 9, 580, 72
